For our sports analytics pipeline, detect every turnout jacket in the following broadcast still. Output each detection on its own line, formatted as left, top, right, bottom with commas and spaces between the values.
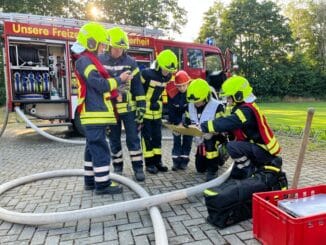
167, 88, 188, 125
201, 102, 280, 155
73, 51, 120, 125
141, 68, 172, 120
99, 53, 146, 114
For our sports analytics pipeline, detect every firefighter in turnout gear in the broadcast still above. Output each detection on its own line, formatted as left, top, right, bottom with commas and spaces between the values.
185, 78, 228, 181
141, 49, 178, 174
71, 22, 126, 194
166, 70, 193, 171
202, 75, 288, 227
99, 27, 146, 181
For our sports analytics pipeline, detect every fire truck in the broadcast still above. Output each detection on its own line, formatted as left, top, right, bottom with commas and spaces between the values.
0, 13, 234, 136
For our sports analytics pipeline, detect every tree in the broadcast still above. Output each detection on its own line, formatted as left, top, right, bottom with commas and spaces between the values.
283, 0, 326, 97
200, 0, 295, 97
1, 0, 84, 18
196, 1, 226, 47
1, 0, 187, 34
98, 0, 186, 33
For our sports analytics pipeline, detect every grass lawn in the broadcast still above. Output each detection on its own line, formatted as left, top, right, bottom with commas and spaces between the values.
260, 101, 326, 140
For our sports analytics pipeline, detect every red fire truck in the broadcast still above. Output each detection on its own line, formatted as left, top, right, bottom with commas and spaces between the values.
0, 13, 234, 135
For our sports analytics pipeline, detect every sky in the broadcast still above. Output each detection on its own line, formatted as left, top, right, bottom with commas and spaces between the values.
175, 0, 217, 42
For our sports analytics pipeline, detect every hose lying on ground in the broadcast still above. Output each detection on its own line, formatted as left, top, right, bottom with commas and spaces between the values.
0, 171, 169, 245
0, 164, 232, 225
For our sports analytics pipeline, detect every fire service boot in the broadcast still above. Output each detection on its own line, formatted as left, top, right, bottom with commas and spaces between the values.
145, 157, 158, 174
172, 157, 181, 171
206, 160, 219, 181
178, 156, 189, 170
133, 164, 145, 181
113, 163, 123, 175
154, 155, 168, 172
95, 181, 123, 195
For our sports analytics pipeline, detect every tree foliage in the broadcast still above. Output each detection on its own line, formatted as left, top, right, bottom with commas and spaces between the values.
199, 0, 325, 99
99, 0, 187, 33
1, 0, 83, 18
1, 0, 187, 34
218, 0, 294, 97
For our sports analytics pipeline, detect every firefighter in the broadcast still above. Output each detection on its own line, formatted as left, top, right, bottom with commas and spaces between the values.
185, 78, 228, 181
141, 49, 178, 174
166, 70, 193, 171
99, 27, 146, 182
202, 76, 287, 227
71, 22, 128, 195
200, 75, 284, 178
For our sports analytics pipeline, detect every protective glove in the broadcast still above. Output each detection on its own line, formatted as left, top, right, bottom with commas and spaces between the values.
203, 133, 213, 140
182, 117, 191, 128
150, 102, 160, 111
135, 108, 145, 124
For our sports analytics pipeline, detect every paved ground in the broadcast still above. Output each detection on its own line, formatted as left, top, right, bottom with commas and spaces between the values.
0, 117, 325, 245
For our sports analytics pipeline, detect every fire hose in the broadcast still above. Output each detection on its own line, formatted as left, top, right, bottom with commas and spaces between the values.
14, 106, 173, 144
0, 164, 232, 244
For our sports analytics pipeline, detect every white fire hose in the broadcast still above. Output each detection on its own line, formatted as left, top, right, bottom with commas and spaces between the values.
0, 165, 232, 244
15, 106, 173, 144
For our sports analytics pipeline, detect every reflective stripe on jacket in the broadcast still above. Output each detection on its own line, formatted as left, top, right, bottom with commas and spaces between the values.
99, 53, 146, 115
72, 51, 119, 125
141, 68, 172, 120
233, 103, 281, 155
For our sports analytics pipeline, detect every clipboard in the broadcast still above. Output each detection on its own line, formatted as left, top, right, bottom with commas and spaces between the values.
163, 122, 203, 137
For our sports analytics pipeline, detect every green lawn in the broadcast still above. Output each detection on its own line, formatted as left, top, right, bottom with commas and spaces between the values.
260, 102, 326, 140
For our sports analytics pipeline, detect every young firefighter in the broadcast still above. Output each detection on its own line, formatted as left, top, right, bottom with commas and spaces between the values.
99, 27, 146, 182
166, 70, 193, 170
201, 76, 287, 227
185, 78, 228, 181
71, 22, 128, 194
141, 49, 178, 174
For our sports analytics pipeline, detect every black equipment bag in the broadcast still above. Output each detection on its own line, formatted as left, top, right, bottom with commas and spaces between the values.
204, 170, 287, 228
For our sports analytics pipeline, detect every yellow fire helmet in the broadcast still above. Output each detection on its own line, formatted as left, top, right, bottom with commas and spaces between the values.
186, 78, 211, 103
76, 22, 108, 52
107, 27, 129, 49
220, 75, 253, 103
156, 49, 178, 73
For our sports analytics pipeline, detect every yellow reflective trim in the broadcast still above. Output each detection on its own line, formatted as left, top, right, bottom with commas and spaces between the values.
208, 120, 215, 133
131, 67, 139, 76
141, 138, 154, 157
281, 187, 287, 190
235, 109, 247, 123
269, 142, 281, 155
81, 117, 117, 125
110, 181, 119, 187
204, 189, 218, 196
108, 78, 118, 90
264, 165, 280, 172
215, 111, 224, 118
150, 80, 165, 87
206, 151, 218, 159
153, 148, 161, 154
252, 103, 272, 141
162, 89, 168, 104
136, 95, 146, 101
146, 87, 155, 100
141, 76, 146, 84
84, 64, 96, 79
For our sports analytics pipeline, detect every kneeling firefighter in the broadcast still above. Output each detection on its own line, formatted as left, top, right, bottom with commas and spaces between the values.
185, 79, 228, 181
201, 75, 288, 228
